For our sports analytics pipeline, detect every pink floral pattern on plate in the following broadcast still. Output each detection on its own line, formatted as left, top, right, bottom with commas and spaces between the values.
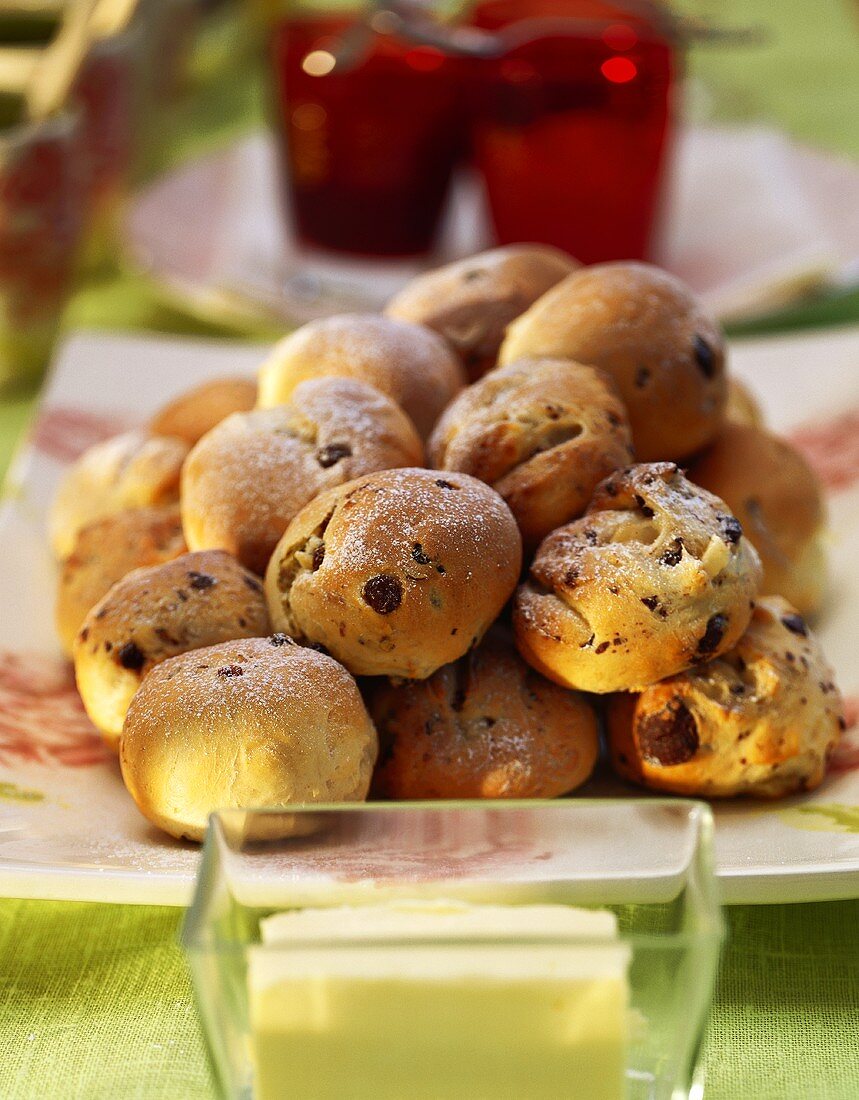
30, 406, 135, 464
789, 408, 859, 493
0, 651, 110, 768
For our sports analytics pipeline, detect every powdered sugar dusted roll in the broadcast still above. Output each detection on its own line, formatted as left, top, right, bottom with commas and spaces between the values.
256, 314, 465, 440
120, 635, 378, 841
74, 549, 270, 748
265, 468, 522, 679
181, 377, 424, 575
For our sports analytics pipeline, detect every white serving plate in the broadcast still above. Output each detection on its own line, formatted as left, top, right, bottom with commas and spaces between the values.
1, 329, 858, 906
124, 126, 859, 330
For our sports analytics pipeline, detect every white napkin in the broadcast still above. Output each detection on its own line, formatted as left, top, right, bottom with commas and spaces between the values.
658, 126, 847, 320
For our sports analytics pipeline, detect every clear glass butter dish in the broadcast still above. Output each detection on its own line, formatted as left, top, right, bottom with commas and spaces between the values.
182, 800, 723, 1100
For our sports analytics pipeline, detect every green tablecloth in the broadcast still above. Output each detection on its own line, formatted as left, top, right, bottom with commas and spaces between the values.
2, 1, 859, 1096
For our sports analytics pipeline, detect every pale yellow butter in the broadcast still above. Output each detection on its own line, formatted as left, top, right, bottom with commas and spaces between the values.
249, 900, 631, 1100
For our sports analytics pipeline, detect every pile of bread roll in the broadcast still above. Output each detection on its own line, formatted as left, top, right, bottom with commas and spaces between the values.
50, 247, 845, 842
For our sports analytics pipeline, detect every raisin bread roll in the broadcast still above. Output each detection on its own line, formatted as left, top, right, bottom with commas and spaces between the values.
181, 377, 424, 575
688, 423, 827, 616
74, 550, 270, 748
49, 431, 188, 559
385, 245, 577, 380
56, 506, 186, 655
428, 358, 633, 551
369, 629, 598, 799
265, 468, 522, 679
120, 635, 378, 841
514, 463, 762, 693
149, 376, 257, 445
607, 597, 843, 798
499, 262, 727, 462
257, 314, 465, 440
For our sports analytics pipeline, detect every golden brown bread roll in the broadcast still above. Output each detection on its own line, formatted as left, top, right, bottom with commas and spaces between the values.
149, 376, 257, 445
725, 377, 764, 428
687, 422, 827, 616
120, 635, 378, 842
182, 377, 424, 575
256, 314, 465, 440
499, 262, 727, 462
606, 597, 843, 798
74, 549, 270, 748
428, 358, 633, 551
49, 431, 188, 559
514, 463, 762, 693
55, 506, 187, 656
265, 467, 522, 679
368, 629, 598, 799
384, 244, 578, 380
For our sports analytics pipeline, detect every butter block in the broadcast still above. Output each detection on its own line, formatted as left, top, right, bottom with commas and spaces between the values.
249, 901, 630, 1100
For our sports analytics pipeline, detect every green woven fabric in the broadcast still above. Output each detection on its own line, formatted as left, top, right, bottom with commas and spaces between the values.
0, 902, 212, 1100
2, 900, 858, 1099
703, 902, 859, 1100
2, 1, 859, 1097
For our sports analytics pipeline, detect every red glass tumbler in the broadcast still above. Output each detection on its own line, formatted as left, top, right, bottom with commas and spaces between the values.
269, 9, 467, 259
468, 0, 676, 263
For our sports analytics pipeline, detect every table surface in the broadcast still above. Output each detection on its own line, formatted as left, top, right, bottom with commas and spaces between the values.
2, 1, 859, 1097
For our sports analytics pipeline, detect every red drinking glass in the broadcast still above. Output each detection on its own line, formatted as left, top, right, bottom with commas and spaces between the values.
467, 0, 676, 263
269, 8, 467, 258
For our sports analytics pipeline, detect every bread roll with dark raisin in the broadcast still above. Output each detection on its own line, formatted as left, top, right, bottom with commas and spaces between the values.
257, 314, 465, 440
149, 376, 257, 445
499, 262, 727, 462
428, 358, 633, 551
514, 463, 762, 693
182, 377, 424, 575
49, 431, 188, 559
265, 468, 522, 679
369, 629, 598, 799
56, 506, 186, 655
606, 597, 843, 798
688, 423, 827, 616
74, 550, 270, 748
385, 245, 577, 380
120, 635, 377, 841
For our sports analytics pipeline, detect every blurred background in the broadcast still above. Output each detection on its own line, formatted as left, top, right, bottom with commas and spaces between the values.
1, 0, 858, 398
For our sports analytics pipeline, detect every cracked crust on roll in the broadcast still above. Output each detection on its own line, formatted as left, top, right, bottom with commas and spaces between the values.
384, 245, 577, 380
265, 467, 522, 679
606, 597, 844, 798
120, 635, 378, 842
368, 628, 598, 800
428, 358, 633, 551
499, 262, 727, 462
181, 377, 424, 575
513, 462, 762, 693
74, 549, 270, 748
256, 313, 465, 440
